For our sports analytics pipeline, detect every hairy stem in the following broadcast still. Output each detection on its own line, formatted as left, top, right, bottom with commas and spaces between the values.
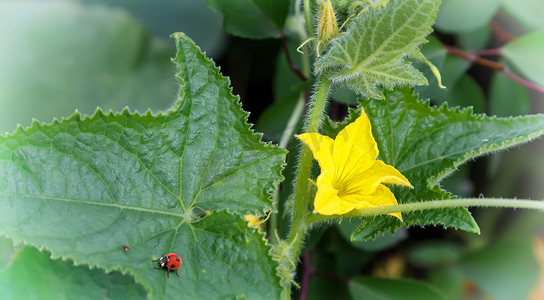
269, 94, 306, 243
305, 198, 544, 223
287, 77, 331, 267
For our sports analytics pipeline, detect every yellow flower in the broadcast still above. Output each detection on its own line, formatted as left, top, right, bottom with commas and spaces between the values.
296, 109, 412, 219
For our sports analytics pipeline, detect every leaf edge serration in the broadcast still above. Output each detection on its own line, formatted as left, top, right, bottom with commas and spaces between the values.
170, 32, 287, 215
315, 0, 441, 99
0, 31, 288, 298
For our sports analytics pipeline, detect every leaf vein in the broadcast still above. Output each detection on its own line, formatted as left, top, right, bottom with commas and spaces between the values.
0, 192, 182, 217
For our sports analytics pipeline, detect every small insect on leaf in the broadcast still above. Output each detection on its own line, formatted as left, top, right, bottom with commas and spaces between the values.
153, 253, 182, 278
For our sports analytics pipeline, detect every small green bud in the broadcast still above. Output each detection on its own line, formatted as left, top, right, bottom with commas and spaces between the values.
317, 0, 338, 45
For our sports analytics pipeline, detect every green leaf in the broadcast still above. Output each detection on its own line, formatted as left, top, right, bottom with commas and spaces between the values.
0, 237, 14, 271
489, 71, 530, 117
435, 0, 501, 33
337, 220, 407, 252
457, 25, 492, 51
502, 30, 544, 88
307, 252, 352, 300
413, 36, 447, 98
315, 0, 440, 99
407, 241, 462, 267
330, 86, 359, 105
350, 185, 476, 241
256, 98, 301, 142
502, 0, 544, 31
428, 266, 464, 300
0, 247, 147, 299
80, 0, 226, 57
349, 277, 447, 300
325, 87, 544, 241
443, 74, 485, 113
415, 54, 471, 101
460, 237, 539, 300
0, 2, 177, 133
309, 276, 351, 300
256, 38, 308, 142
0, 33, 286, 299
273, 39, 307, 103
205, 0, 290, 39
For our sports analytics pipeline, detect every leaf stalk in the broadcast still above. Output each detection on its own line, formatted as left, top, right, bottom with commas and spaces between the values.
305, 198, 544, 224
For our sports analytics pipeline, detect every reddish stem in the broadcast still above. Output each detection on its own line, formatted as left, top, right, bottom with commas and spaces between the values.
504, 68, 544, 94
280, 34, 308, 82
475, 48, 502, 57
299, 251, 314, 300
445, 45, 503, 71
444, 44, 544, 95
491, 21, 516, 42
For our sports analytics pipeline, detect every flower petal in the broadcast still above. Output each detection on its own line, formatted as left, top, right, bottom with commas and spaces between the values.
344, 160, 412, 196
350, 185, 402, 220
332, 110, 379, 183
296, 133, 335, 170
314, 170, 356, 215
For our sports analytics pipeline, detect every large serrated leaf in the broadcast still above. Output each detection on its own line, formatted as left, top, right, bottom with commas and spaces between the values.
0, 33, 286, 299
324, 87, 544, 241
315, 0, 440, 99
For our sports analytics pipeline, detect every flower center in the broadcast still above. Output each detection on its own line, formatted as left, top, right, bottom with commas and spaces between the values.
332, 180, 347, 197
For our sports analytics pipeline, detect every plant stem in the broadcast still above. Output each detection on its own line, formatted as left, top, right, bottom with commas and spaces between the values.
491, 21, 516, 42
269, 94, 306, 243
444, 45, 504, 71
504, 68, 544, 94
287, 77, 331, 263
280, 34, 307, 81
305, 198, 544, 223
443, 44, 544, 95
475, 48, 501, 57
269, 0, 312, 241
298, 251, 314, 300
303, 0, 314, 38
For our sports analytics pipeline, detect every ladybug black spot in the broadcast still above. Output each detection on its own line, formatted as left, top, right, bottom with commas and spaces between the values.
170, 264, 176, 269
176, 258, 180, 262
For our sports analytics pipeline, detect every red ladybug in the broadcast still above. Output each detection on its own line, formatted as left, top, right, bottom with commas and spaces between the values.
153, 253, 182, 278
